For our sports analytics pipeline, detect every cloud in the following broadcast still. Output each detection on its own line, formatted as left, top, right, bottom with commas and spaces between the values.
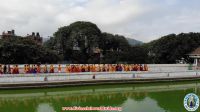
0, 0, 199, 42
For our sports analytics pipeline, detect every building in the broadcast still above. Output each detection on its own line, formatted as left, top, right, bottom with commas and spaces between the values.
0, 30, 43, 44
0, 30, 15, 39
189, 47, 200, 66
26, 32, 43, 44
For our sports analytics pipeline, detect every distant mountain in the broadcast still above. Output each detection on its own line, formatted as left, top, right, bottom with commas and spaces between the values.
126, 38, 143, 46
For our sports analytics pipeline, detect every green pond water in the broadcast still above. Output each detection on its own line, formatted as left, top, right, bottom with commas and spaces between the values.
0, 81, 200, 112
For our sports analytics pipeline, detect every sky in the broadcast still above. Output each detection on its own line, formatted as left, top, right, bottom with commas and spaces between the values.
0, 0, 199, 42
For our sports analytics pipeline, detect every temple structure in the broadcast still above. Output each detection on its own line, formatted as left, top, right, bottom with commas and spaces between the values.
0, 30, 43, 44
0, 30, 15, 39
189, 47, 200, 67
25, 32, 43, 44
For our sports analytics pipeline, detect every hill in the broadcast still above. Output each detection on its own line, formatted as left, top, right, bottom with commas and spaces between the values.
126, 38, 143, 46
146, 32, 200, 63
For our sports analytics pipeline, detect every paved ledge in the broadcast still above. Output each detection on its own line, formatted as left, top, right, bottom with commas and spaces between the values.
1, 76, 200, 89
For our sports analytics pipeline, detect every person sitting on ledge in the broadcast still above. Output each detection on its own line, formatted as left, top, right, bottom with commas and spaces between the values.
140, 64, 143, 71
7, 65, 11, 74
76, 64, 81, 72
33, 65, 37, 73
85, 64, 88, 72
3, 64, 7, 74
0, 64, 2, 74
43, 65, 48, 73
37, 64, 41, 73
65, 65, 70, 73
112, 64, 116, 72
24, 65, 27, 74
16, 65, 19, 74
30, 65, 36, 73
25, 64, 29, 73
137, 64, 140, 71
49, 64, 54, 73
81, 65, 85, 72
11, 65, 15, 74
1, 64, 149, 74
102, 64, 106, 72
12, 65, 19, 74
58, 64, 62, 73
144, 64, 148, 71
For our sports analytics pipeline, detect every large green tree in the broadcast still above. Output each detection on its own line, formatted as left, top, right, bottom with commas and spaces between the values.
44, 21, 134, 64
45, 21, 101, 63
0, 37, 60, 64
147, 33, 200, 63
99, 33, 131, 63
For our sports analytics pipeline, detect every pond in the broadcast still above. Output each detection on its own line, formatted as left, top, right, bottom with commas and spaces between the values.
0, 81, 199, 112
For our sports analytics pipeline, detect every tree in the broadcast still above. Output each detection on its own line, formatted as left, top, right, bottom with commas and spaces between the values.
99, 33, 131, 63
0, 37, 60, 64
44, 21, 102, 63
147, 33, 200, 63
45, 21, 142, 64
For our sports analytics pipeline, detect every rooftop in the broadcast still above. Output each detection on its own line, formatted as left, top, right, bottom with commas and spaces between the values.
189, 47, 200, 55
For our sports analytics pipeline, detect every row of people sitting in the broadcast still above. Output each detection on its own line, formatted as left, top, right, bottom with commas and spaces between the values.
0, 64, 148, 74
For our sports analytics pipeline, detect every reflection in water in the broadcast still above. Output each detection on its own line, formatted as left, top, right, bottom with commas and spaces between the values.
121, 98, 165, 112
37, 103, 55, 112
0, 81, 200, 112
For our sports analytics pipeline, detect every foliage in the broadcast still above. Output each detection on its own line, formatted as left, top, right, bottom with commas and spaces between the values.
44, 21, 133, 63
2, 21, 199, 64
0, 37, 60, 64
147, 33, 200, 63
